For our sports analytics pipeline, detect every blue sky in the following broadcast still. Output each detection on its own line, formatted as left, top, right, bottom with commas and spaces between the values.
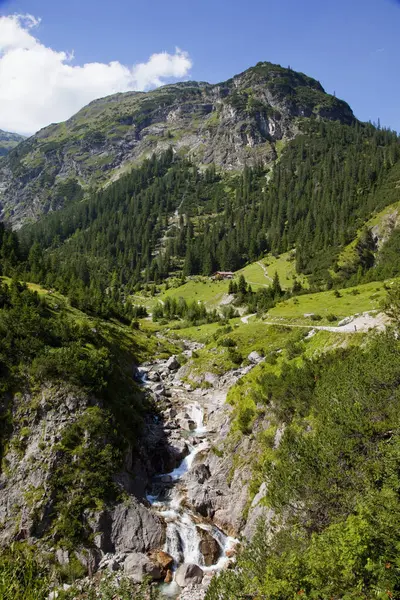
0, 0, 399, 134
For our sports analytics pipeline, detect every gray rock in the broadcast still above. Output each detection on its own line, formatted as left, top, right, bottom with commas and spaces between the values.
109, 501, 164, 554
147, 371, 160, 382
179, 418, 196, 432
204, 372, 219, 386
338, 316, 354, 326
175, 563, 204, 587
248, 351, 262, 364
166, 356, 180, 371
124, 552, 162, 582
186, 464, 210, 485
55, 548, 69, 566
178, 584, 208, 600
151, 383, 165, 396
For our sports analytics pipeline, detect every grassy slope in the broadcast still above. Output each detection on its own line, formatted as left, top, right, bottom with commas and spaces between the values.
157, 252, 308, 310
162, 278, 230, 308
336, 200, 400, 269
268, 279, 392, 324
0, 276, 177, 363
167, 275, 392, 381
238, 251, 308, 289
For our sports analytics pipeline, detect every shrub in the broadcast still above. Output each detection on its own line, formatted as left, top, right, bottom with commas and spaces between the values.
228, 348, 243, 365
310, 313, 322, 321
217, 336, 236, 348
31, 344, 111, 393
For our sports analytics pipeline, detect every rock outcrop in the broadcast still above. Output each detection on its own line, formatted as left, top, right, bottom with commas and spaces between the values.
0, 61, 354, 228
175, 563, 204, 587
123, 552, 162, 582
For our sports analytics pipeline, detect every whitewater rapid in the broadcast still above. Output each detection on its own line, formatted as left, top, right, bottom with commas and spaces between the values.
145, 397, 238, 596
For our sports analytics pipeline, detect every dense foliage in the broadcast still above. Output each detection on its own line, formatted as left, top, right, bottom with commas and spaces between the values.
0, 276, 149, 545
207, 320, 400, 599
0, 544, 159, 600
13, 118, 399, 303
152, 295, 224, 325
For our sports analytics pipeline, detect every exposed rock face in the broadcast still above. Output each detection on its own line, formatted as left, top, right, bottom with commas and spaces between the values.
91, 502, 165, 554
0, 385, 93, 546
0, 381, 173, 569
175, 563, 204, 587
0, 61, 354, 228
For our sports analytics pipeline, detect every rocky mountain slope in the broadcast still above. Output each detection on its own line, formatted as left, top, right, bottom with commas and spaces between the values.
0, 61, 354, 228
0, 129, 25, 157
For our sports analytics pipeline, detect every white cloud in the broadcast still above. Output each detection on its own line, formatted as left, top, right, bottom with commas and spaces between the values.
0, 14, 192, 135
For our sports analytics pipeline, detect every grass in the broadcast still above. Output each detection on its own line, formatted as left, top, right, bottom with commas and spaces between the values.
226, 326, 367, 436
177, 319, 311, 382
0, 276, 177, 363
162, 277, 230, 308
158, 252, 308, 311
267, 280, 392, 324
238, 252, 308, 290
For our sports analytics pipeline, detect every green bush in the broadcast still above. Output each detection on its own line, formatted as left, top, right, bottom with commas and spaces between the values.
207, 330, 400, 599
217, 336, 236, 348
0, 544, 50, 600
31, 344, 111, 393
228, 347, 243, 365
310, 313, 322, 321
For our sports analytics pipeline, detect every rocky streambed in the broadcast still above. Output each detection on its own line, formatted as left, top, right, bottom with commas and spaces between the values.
131, 343, 266, 598
43, 343, 268, 599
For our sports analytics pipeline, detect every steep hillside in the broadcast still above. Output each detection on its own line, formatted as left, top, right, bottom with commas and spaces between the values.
0, 130, 25, 156
15, 117, 400, 308
0, 61, 354, 228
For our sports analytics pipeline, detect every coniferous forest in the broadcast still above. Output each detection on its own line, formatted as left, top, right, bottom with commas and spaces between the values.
5, 118, 399, 310
1, 55, 400, 600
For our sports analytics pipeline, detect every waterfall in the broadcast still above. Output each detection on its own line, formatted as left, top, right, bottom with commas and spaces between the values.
167, 440, 208, 481
145, 366, 239, 596
164, 513, 203, 566
187, 402, 207, 433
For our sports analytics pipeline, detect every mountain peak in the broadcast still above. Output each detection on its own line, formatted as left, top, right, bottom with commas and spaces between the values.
0, 61, 354, 228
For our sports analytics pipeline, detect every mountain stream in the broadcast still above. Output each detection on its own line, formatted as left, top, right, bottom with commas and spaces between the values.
140, 369, 238, 598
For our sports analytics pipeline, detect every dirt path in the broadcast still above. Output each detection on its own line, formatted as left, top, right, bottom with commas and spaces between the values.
261, 312, 388, 333
257, 261, 273, 283
241, 313, 257, 324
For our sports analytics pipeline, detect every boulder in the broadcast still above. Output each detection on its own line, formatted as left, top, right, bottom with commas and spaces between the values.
338, 316, 354, 327
179, 418, 196, 432
166, 356, 180, 371
109, 501, 164, 554
147, 371, 160, 382
248, 351, 262, 364
166, 439, 189, 468
149, 549, 174, 571
175, 563, 204, 587
151, 383, 165, 396
124, 552, 162, 582
164, 569, 173, 583
198, 529, 220, 566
